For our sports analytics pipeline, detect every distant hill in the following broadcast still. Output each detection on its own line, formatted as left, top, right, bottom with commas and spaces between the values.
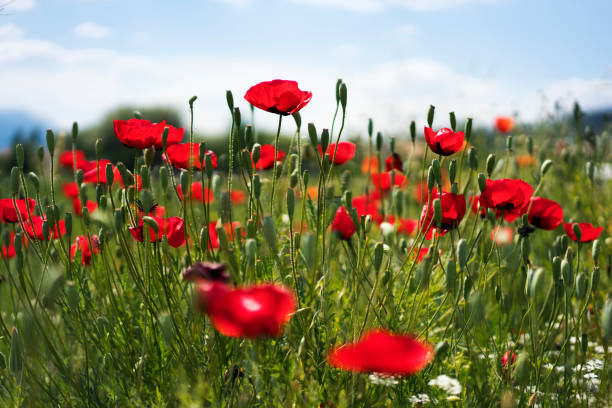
583, 107, 612, 133
0, 110, 48, 148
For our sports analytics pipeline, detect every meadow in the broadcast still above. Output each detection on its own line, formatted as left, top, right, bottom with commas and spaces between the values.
0, 79, 610, 407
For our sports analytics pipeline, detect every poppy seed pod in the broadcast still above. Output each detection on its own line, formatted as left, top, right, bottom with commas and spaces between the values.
540, 159, 552, 176
374, 242, 384, 271
575, 272, 587, 299
37, 146, 44, 163
307, 123, 317, 149
245, 238, 257, 267
252, 175, 261, 200
262, 216, 277, 253
140, 166, 150, 189
602, 299, 612, 344
552, 256, 561, 281
433, 198, 442, 227
561, 259, 572, 286
376, 132, 383, 152
464, 117, 473, 142
10, 167, 20, 195
393, 188, 403, 216
449, 111, 457, 132
572, 223, 582, 242
463, 276, 473, 300
427, 105, 435, 127
432, 159, 442, 186
16, 144, 24, 168
449, 160, 457, 183
445, 259, 456, 293
46, 129, 55, 155
505, 135, 513, 152
72, 121, 79, 141
478, 173, 487, 193
286, 189, 295, 220
342, 191, 352, 209
457, 239, 469, 269
320, 129, 330, 154
486, 154, 496, 176
226, 90, 234, 112
159, 166, 168, 191
290, 169, 299, 189
468, 147, 478, 170
27, 172, 39, 194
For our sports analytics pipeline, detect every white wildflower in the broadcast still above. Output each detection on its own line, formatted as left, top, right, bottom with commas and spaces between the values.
408, 394, 430, 405
379, 222, 394, 237
368, 373, 398, 387
428, 375, 462, 395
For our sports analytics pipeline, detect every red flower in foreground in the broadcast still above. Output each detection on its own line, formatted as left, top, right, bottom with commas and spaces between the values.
527, 197, 563, 230
59, 150, 86, 169
230, 190, 247, 204
177, 182, 214, 203
424, 127, 465, 156
385, 153, 403, 172
196, 280, 296, 338
72, 199, 98, 217
70, 235, 100, 266
254, 144, 286, 170
563, 222, 603, 243
165, 143, 217, 171
479, 179, 533, 216
62, 182, 80, 199
502, 350, 516, 368
114, 119, 165, 149
371, 172, 406, 193
319, 142, 356, 165
23, 216, 66, 240
328, 329, 433, 376
419, 192, 466, 236
244, 79, 312, 115
331, 207, 356, 240
129, 216, 186, 247
0, 198, 36, 223
495, 117, 514, 133
1, 231, 26, 258
352, 195, 382, 224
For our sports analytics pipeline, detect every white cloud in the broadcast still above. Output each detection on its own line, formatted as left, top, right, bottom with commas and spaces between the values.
73, 22, 112, 39
288, 0, 502, 12
0, 29, 610, 139
0, 23, 24, 38
394, 24, 419, 36
213, 0, 254, 6
2, 0, 36, 11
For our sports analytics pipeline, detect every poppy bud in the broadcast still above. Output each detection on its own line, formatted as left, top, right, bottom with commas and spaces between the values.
335, 78, 342, 103
552, 256, 561, 281
410, 120, 416, 145
339, 170, 351, 192
82, 207, 92, 226
290, 111, 302, 131
287, 169, 298, 189
586, 161, 594, 182
64, 212, 72, 237
205, 154, 213, 179
302, 170, 309, 187
27, 172, 39, 194
591, 267, 600, 291
342, 191, 352, 209
224, 89, 234, 112
433, 198, 442, 227
468, 147, 478, 170
527, 135, 533, 155
320, 129, 330, 154
253, 175, 261, 200
449, 160, 457, 183
9, 327, 23, 375
141, 216, 158, 234
364, 215, 372, 234
114, 209, 123, 231
376, 132, 383, 152
513, 352, 530, 386
37, 146, 44, 163
140, 190, 153, 215
263, 216, 277, 253
602, 299, 612, 344
571, 223, 583, 242
189, 95, 197, 108
15, 144, 24, 168
245, 238, 257, 267
307, 123, 318, 149
74, 168, 84, 186
560, 235, 568, 254
94, 138, 103, 160
495, 285, 502, 302
478, 173, 487, 193
215, 223, 230, 252
368, 118, 374, 138
521, 237, 530, 262
41, 220, 50, 239
159, 127, 169, 151
528, 268, 545, 298
220, 192, 231, 224
241, 150, 253, 178
374, 242, 384, 271
179, 172, 189, 201
46, 129, 55, 155
468, 291, 485, 322
486, 154, 496, 176
432, 158, 442, 186
286, 189, 295, 220
464, 117, 473, 142
389, 137, 396, 154
463, 276, 473, 300
575, 272, 587, 299
322, 155, 330, 173
10, 167, 20, 195
540, 159, 552, 176
561, 259, 572, 286
233, 107, 241, 129
427, 105, 435, 128
505, 135, 513, 152
244, 218, 256, 239
339, 82, 347, 111
446, 259, 456, 293
392, 188, 403, 216
427, 166, 435, 192
156, 168, 167, 193
449, 111, 457, 132
457, 239, 469, 269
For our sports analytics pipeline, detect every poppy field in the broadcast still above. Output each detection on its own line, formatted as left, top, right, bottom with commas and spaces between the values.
0, 79, 611, 407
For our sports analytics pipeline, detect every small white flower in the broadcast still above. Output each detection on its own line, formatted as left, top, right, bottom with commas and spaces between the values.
379, 222, 394, 237
428, 374, 462, 395
368, 373, 399, 386
408, 394, 430, 405
281, 214, 290, 225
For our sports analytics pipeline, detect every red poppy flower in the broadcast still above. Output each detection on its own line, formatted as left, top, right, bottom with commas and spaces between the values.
371, 172, 406, 193
331, 207, 356, 240
72, 199, 98, 217
361, 155, 379, 175
419, 192, 466, 237
23, 215, 66, 240
0, 198, 36, 223
129, 216, 186, 247
495, 117, 514, 133
386, 216, 418, 236
70, 235, 100, 266
77, 159, 110, 173
479, 179, 533, 216
82, 160, 120, 185
491, 226, 513, 245
230, 190, 247, 204
254, 144, 286, 170
244, 79, 312, 115
154, 123, 184, 149
113, 118, 166, 149
206, 221, 244, 250
385, 152, 403, 172
352, 195, 382, 224
1, 231, 26, 258
196, 280, 296, 338
59, 150, 86, 169
469, 195, 486, 217
412, 247, 430, 263
62, 182, 80, 199
164, 143, 218, 171
137, 205, 166, 219
177, 182, 214, 203
502, 350, 516, 368
318, 142, 356, 165
327, 329, 433, 376
424, 127, 465, 156
563, 222, 603, 243
527, 197, 563, 230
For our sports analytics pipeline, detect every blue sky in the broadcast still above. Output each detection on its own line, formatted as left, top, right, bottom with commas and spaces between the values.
1, 0, 611, 136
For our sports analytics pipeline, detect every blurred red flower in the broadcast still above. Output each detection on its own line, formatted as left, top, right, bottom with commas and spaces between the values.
371, 171, 406, 193
563, 222, 603, 243
495, 117, 514, 133
386, 216, 418, 236
254, 144, 286, 170
206, 221, 244, 249
502, 350, 516, 368
385, 153, 403, 172
327, 329, 433, 376
319, 142, 356, 165
0, 198, 36, 223
59, 150, 86, 169
527, 197, 563, 230
82, 160, 120, 185
72, 199, 98, 217
230, 190, 247, 204
177, 182, 214, 203
70, 235, 100, 266
1, 231, 26, 258
424, 127, 464, 156
23, 215, 66, 240
491, 226, 513, 245
352, 195, 382, 224
331, 207, 356, 240
244, 79, 312, 115
419, 192, 466, 237
196, 280, 296, 338
62, 182, 80, 199
129, 216, 186, 247
164, 143, 217, 171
